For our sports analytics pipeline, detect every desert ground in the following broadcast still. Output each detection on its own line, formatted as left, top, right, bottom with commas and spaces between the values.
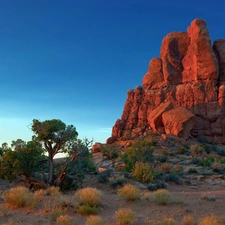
0, 172, 225, 225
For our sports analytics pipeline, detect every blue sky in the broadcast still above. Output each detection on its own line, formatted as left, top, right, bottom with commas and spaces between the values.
1, 0, 225, 146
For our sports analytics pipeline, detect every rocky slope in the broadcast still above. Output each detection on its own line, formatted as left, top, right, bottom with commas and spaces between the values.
107, 19, 225, 144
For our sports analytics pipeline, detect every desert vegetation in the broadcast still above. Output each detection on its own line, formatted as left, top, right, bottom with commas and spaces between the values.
1, 120, 225, 224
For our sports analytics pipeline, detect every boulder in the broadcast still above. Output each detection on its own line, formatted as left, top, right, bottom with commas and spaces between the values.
162, 107, 196, 139
148, 101, 173, 131
91, 142, 103, 153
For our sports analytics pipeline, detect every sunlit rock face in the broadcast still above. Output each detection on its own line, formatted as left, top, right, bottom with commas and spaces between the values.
109, 19, 225, 143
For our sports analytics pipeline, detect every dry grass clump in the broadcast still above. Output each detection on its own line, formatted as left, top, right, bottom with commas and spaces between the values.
75, 187, 102, 207
2, 186, 35, 208
182, 215, 197, 225
152, 189, 171, 205
75, 187, 102, 215
46, 186, 61, 199
117, 183, 141, 201
146, 218, 176, 225
115, 208, 137, 225
34, 189, 47, 202
56, 215, 74, 225
49, 205, 66, 221
84, 215, 105, 225
199, 214, 222, 225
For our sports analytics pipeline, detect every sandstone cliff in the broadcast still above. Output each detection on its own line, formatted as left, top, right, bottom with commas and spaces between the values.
108, 19, 225, 144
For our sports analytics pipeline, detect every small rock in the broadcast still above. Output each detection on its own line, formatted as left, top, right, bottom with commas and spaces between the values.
205, 179, 216, 185
221, 180, 225, 186
131, 181, 148, 189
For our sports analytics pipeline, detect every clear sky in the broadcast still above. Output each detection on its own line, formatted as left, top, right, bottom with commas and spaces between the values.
1, 0, 225, 146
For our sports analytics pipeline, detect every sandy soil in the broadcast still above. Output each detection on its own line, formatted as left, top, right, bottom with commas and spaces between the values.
0, 175, 225, 225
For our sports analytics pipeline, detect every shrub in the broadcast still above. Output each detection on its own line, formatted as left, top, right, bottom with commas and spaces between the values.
46, 186, 61, 199
200, 156, 215, 167
56, 215, 74, 225
177, 146, 188, 154
158, 163, 171, 174
2, 186, 35, 208
164, 173, 182, 185
153, 189, 171, 205
77, 205, 98, 215
34, 189, 46, 202
187, 168, 198, 174
182, 215, 197, 225
161, 218, 177, 225
75, 187, 102, 207
190, 145, 204, 157
132, 162, 155, 183
117, 183, 141, 201
84, 215, 105, 225
115, 208, 137, 225
109, 176, 127, 188
49, 205, 65, 221
148, 182, 167, 191
204, 146, 211, 154
121, 140, 154, 171
100, 145, 119, 160
156, 154, 168, 162
217, 149, 225, 156
97, 169, 112, 183
199, 214, 222, 225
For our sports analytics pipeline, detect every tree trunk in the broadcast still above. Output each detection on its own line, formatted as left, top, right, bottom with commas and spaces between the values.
48, 156, 54, 184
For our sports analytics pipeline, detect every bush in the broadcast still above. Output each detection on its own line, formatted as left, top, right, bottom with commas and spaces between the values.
156, 154, 168, 162
49, 205, 65, 221
109, 176, 127, 188
34, 189, 46, 202
190, 145, 204, 157
153, 189, 171, 205
56, 215, 74, 225
2, 186, 35, 208
77, 205, 98, 215
158, 163, 171, 174
182, 215, 197, 225
200, 156, 215, 167
100, 145, 119, 160
161, 218, 177, 225
75, 187, 102, 207
199, 214, 222, 225
84, 215, 105, 225
121, 140, 154, 171
164, 173, 182, 185
217, 149, 225, 156
97, 169, 112, 183
132, 162, 155, 183
117, 184, 141, 201
46, 186, 61, 199
115, 208, 137, 225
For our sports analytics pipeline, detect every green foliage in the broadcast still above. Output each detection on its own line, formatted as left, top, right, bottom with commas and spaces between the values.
164, 173, 182, 185
109, 176, 127, 188
121, 140, 154, 171
0, 139, 45, 182
200, 156, 215, 167
217, 149, 225, 156
132, 162, 155, 183
100, 145, 119, 160
97, 169, 112, 183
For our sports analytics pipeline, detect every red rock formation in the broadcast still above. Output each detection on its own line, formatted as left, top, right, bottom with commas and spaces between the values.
108, 19, 225, 144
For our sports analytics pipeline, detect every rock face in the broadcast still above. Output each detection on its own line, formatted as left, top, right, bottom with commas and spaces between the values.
109, 19, 225, 144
